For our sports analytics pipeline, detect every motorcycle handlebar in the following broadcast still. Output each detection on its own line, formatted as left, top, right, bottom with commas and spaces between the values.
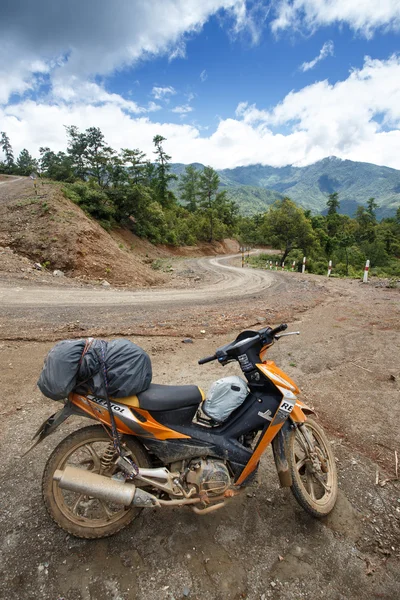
198, 354, 218, 365
269, 323, 288, 337
198, 323, 288, 365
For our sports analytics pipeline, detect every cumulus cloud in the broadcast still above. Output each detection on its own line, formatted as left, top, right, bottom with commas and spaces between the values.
271, 0, 400, 38
0, 0, 253, 105
300, 41, 334, 72
171, 104, 193, 113
3, 55, 400, 171
152, 86, 176, 100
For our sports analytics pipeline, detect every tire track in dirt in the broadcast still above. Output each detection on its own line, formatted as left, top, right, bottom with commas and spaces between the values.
0, 253, 277, 307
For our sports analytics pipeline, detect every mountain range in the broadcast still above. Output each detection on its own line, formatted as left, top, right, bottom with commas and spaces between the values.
171, 157, 400, 219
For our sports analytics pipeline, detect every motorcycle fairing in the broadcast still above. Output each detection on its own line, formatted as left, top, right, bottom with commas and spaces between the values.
256, 361, 300, 395
70, 394, 190, 440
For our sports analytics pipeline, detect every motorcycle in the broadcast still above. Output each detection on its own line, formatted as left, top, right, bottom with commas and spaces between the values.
31, 323, 338, 538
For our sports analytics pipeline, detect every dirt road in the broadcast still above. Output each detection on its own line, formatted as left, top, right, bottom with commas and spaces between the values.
0, 257, 399, 600
0, 254, 275, 306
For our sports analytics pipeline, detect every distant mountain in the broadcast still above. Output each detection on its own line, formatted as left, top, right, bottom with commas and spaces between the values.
171, 157, 400, 218
169, 164, 283, 214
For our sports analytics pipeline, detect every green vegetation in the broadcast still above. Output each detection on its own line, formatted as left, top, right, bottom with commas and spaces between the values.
217, 157, 400, 219
170, 157, 400, 218
244, 193, 400, 279
0, 127, 238, 246
1, 128, 399, 278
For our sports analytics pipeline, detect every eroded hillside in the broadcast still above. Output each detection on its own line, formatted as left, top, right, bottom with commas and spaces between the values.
0, 177, 239, 287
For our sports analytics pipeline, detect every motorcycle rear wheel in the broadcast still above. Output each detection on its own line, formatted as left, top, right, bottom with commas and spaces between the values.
42, 425, 151, 539
287, 418, 338, 517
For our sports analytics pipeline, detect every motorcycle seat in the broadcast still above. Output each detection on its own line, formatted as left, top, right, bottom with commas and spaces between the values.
137, 383, 203, 411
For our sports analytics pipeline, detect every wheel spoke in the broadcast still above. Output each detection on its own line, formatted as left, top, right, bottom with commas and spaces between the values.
83, 444, 101, 472
99, 500, 113, 520
72, 494, 84, 515
312, 471, 331, 493
296, 457, 307, 471
306, 471, 316, 500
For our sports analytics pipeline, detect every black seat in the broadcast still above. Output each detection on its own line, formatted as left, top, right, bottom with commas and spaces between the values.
137, 383, 202, 411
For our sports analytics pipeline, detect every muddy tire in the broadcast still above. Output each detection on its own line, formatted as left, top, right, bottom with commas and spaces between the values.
42, 425, 151, 539
287, 419, 338, 518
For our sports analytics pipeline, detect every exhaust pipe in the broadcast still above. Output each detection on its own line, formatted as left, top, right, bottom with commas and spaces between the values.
53, 466, 159, 507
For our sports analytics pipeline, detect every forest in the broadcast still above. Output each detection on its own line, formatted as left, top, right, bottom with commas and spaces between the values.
1, 127, 399, 279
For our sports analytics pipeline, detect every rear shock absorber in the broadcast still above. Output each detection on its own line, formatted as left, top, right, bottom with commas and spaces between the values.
100, 442, 115, 472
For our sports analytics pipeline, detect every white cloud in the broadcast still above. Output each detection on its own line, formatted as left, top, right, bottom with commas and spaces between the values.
200, 69, 208, 82
0, 0, 251, 105
300, 41, 334, 72
171, 104, 193, 114
152, 86, 176, 100
2, 55, 400, 172
271, 0, 400, 38
228, 0, 271, 44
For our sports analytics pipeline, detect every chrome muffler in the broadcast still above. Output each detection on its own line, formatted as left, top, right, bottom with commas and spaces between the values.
53, 466, 159, 507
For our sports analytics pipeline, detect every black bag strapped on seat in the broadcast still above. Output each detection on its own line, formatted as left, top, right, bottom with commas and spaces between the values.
37, 338, 152, 401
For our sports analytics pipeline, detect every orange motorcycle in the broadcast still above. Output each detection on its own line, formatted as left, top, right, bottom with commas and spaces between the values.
32, 323, 337, 538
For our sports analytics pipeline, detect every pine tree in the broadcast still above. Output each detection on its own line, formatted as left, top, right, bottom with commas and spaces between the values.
178, 165, 200, 211
198, 166, 220, 242
0, 131, 15, 172
66, 125, 88, 180
153, 135, 176, 207
16, 148, 37, 176
121, 148, 147, 184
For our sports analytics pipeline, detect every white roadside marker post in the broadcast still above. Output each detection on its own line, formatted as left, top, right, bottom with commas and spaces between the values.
269, 261, 272, 270
282, 262, 285, 270
363, 259, 370, 283
291, 260, 296, 271
302, 256, 306, 274
275, 261, 278, 270
327, 260, 332, 277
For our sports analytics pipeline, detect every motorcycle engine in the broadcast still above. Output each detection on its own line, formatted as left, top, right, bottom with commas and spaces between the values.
185, 458, 231, 497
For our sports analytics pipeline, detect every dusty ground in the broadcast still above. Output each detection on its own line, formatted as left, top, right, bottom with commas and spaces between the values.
0, 251, 399, 599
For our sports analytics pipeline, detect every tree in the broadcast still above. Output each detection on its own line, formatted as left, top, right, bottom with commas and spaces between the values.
66, 125, 88, 180
121, 148, 146, 185
178, 165, 200, 212
16, 148, 37, 176
153, 135, 177, 207
198, 166, 221, 242
327, 192, 340, 216
366, 197, 378, 220
355, 205, 376, 243
326, 192, 341, 237
0, 132, 14, 172
262, 198, 316, 263
84, 127, 115, 186
178, 165, 199, 211
39, 147, 74, 181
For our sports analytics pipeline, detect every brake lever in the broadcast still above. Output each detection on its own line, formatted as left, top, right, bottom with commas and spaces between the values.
275, 331, 300, 339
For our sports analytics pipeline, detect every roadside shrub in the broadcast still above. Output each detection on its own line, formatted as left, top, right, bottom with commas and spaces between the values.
63, 181, 115, 223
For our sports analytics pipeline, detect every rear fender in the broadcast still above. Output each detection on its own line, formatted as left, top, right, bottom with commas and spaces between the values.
23, 400, 90, 456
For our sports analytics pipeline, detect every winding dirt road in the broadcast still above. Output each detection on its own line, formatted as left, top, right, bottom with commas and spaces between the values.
0, 253, 275, 306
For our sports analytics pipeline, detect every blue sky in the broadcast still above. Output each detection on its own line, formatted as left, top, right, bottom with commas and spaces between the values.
1, 1, 400, 169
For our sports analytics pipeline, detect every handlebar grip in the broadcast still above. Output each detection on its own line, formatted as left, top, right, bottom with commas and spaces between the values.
270, 323, 288, 336
198, 354, 217, 365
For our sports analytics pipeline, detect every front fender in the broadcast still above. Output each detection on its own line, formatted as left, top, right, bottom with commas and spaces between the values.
290, 399, 315, 424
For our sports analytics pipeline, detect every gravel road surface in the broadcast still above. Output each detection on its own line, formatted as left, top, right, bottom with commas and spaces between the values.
0, 247, 399, 600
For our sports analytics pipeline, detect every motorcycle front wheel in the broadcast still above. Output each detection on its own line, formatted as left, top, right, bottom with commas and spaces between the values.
42, 425, 151, 539
286, 418, 338, 517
